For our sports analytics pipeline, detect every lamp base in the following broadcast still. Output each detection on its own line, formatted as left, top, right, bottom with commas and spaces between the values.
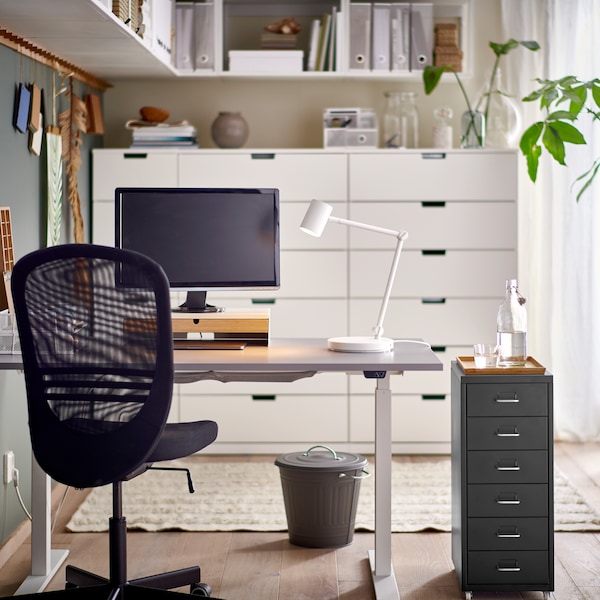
327, 336, 395, 353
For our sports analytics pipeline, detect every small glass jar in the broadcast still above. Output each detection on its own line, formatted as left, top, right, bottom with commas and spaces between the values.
461, 110, 485, 149
383, 91, 419, 148
432, 106, 453, 148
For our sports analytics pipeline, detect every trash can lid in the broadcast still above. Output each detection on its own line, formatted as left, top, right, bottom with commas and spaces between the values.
275, 445, 367, 472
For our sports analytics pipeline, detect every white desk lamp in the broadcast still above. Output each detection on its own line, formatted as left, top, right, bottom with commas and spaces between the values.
300, 199, 408, 353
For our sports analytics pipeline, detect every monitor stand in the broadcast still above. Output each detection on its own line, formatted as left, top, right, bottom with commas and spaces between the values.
174, 291, 224, 313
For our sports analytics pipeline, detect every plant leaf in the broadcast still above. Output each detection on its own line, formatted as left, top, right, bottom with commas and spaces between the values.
525, 144, 542, 182
520, 40, 541, 51
550, 121, 586, 145
520, 122, 543, 153
572, 158, 600, 202
542, 124, 566, 165
423, 65, 450, 95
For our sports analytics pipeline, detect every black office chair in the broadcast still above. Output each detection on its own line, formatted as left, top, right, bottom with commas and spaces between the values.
10, 243, 219, 599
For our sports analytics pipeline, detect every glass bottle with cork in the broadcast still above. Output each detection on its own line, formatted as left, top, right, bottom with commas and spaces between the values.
496, 279, 527, 367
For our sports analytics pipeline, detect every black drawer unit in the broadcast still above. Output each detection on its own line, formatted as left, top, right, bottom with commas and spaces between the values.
451, 362, 554, 599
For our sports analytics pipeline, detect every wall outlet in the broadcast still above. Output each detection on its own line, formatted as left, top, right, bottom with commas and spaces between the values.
3, 451, 14, 484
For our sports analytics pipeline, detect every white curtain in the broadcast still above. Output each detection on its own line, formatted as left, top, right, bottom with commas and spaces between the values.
501, 0, 600, 440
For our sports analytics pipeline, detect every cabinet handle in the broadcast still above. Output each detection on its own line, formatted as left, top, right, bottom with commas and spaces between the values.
421, 298, 446, 304
422, 249, 446, 256
496, 526, 521, 538
251, 153, 275, 159
431, 346, 447, 352
422, 394, 446, 401
251, 298, 276, 304
496, 426, 520, 437
495, 392, 520, 403
421, 152, 446, 159
421, 201, 446, 208
252, 394, 276, 401
496, 493, 521, 505
123, 153, 148, 159
496, 459, 520, 471
496, 561, 521, 572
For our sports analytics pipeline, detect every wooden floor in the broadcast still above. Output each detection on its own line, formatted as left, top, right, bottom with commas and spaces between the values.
1, 443, 600, 599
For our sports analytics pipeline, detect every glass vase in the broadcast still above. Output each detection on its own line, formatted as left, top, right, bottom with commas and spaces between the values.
383, 91, 419, 148
461, 110, 485, 149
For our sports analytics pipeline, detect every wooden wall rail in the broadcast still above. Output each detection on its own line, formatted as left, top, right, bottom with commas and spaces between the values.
0, 27, 110, 91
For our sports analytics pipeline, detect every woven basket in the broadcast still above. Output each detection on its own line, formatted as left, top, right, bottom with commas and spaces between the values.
435, 23, 459, 47
434, 47, 463, 71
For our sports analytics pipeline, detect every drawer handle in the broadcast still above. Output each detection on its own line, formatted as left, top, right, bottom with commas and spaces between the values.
123, 153, 148, 159
496, 459, 520, 471
496, 426, 520, 437
421, 298, 446, 304
431, 346, 447, 352
251, 298, 276, 304
422, 249, 446, 256
421, 152, 446, 159
251, 153, 275, 159
421, 201, 446, 208
496, 493, 521, 505
252, 394, 276, 401
495, 392, 520, 403
496, 560, 521, 572
422, 394, 446, 401
496, 526, 521, 538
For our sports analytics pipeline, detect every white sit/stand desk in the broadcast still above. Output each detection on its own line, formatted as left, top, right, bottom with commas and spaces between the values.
3, 338, 442, 599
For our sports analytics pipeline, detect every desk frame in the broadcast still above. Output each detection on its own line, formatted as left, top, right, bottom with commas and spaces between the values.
2, 338, 442, 600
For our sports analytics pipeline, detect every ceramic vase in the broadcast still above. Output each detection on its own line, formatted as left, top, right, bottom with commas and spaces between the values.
211, 112, 249, 148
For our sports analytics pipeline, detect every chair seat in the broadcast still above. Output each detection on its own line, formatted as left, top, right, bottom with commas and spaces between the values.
148, 421, 218, 463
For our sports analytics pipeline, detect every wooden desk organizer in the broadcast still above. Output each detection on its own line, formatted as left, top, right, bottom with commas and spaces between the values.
171, 311, 270, 346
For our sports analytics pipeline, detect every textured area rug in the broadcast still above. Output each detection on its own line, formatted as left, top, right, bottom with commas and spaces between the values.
67, 459, 600, 533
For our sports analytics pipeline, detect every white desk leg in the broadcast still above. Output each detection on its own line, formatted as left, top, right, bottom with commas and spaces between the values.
369, 373, 400, 600
15, 456, 69, 595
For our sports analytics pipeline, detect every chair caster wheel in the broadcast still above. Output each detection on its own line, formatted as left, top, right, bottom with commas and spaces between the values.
465, 592, 473, 600
191, 582, 212, 596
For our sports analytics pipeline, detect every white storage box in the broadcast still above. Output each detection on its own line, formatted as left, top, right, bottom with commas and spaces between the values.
323, 108, 378, 148
229, 50, 304, 73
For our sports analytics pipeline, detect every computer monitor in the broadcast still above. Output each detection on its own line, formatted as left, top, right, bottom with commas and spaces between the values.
115, 187, 280, 312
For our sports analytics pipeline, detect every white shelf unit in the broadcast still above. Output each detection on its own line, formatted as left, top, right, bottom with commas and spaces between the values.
0, 0, 471, 81
91, 147, 517, 454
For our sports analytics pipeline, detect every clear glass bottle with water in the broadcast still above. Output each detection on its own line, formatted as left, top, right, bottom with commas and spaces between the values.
383, 91, 419, 148
496, 279, 527, 367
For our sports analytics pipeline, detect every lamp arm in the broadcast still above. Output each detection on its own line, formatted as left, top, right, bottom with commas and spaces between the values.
329, 216, 407, 240
373, 235, 405, 339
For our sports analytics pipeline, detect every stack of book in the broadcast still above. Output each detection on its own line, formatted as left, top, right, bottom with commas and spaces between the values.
126, 120, 198, 147
261, 32, 297, 49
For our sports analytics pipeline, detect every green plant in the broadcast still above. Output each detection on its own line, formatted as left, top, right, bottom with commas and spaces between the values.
520, 76, 600, 201
423, 39, 540, 146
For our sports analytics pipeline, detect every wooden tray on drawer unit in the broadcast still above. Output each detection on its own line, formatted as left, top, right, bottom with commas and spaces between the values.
457, 356, 546, 375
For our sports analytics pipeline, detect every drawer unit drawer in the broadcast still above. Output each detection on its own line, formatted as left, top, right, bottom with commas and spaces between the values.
350, 250, 515, 298
279, 251, 347, 298
467, 517, 549, 551
281, 202, 347, 250
467, 451, 549, 484
350, 299, 499, 346
467, 417, 548, 450
178, 152, 348, 201
179, 394, 348, 443
467, 484, 549, 518
467, 551, 550, 586
467, 383, 549, 416
92, 151, 179, 199
349, 201, 517, 250
349, 151, 517, 201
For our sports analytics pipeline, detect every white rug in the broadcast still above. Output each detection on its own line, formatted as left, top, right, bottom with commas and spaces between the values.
66, 459, 600, 534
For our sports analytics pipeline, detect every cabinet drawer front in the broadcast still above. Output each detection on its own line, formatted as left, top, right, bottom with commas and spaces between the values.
467, 517, 549, 551
180, 394, 348, 442
349, 152, 517, 201
468, 484, 549, 517
467, 417, 548, 450
467, 450, 549, 484
349, 202, 517, 250
92, 200, 114, 246
467, 383, 549, 416
178, 372, 347, 396
93, 151, 179, 199
350, 393, 450, 443
281, 202, 347, 249
351, 346, 471, 394
350, 299, 499, 346
178, 153, 347, 200
280, 251, 346, 298
350, 250, 514, 298
467, 550, 550, 586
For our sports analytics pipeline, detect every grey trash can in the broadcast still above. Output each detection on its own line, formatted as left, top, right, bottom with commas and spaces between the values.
275, 445, 369, 548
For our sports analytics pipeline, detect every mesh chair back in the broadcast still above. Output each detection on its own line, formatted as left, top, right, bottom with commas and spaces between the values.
11, 244, 174, 488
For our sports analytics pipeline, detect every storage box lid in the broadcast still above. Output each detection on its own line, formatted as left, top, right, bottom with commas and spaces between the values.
275, 445, 367, 472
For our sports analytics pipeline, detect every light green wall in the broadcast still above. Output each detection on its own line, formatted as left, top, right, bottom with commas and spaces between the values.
0, 42, 102, 545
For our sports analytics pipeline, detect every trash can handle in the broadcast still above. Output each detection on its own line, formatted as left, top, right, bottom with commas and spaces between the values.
303, 445, 342, 460
339, 469, 371, 480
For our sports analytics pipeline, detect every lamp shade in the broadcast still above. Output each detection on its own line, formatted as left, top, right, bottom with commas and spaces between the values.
299, 199, 333, 237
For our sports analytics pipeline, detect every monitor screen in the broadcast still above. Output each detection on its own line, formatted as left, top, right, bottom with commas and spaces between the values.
115, 187, 280, 312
